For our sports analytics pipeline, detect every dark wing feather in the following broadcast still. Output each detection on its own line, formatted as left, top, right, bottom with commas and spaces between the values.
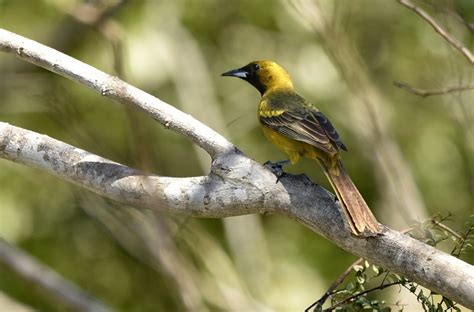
314, 111, 347, 151
260, 107, 347, 153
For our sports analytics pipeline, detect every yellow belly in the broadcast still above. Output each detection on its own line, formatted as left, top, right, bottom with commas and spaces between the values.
261, 125, 328, 164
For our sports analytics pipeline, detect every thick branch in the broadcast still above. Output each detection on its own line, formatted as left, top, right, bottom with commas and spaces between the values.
397, 0, 474, 64
1, 29, 474, 308
0, 122, 272, 218
0, 239, 113, 312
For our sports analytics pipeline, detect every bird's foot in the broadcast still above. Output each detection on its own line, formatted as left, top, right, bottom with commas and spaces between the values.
264, 160, 290, 183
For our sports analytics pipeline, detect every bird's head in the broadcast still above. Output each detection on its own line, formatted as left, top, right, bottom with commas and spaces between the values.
222, 60, 294, 95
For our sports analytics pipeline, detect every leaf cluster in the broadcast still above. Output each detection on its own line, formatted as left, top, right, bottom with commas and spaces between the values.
307, 214, 474, 312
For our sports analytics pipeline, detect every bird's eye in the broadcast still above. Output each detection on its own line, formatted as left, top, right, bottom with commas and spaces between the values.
251, 63, 260, 71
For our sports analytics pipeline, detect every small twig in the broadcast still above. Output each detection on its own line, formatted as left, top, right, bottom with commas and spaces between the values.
420, 0, 474, 34
323, 281, 403, 311
306, 227, 414, 311
430, 218, 463, 241
305, 258, 364, 311
394, 81, 474, 97
397, 0, 474, 65
451, 226, 474, 258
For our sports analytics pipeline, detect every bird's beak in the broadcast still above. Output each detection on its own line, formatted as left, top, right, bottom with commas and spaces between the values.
221, 67, 248, 78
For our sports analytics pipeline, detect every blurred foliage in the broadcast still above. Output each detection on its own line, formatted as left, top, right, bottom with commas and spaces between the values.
0, 0, 473, 311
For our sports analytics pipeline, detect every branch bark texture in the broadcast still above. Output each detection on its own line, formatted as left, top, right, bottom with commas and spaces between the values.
0, 29, 473, 308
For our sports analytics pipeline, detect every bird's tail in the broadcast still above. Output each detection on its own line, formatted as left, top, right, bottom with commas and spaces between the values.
321, 160, 380, 237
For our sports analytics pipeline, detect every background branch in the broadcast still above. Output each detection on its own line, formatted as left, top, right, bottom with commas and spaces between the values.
394, 81, 474, 97
0, 239, 113, 312
397, 0, 474, 64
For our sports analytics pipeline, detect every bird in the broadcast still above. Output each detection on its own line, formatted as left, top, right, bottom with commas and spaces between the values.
222, 60, 381, 237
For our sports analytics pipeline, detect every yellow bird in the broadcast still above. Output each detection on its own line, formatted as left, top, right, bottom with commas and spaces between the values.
222, 60, 380, 236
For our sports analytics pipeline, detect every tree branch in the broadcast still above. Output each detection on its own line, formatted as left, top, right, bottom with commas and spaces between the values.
0, 29, 474, 309
394, 81, 474, 97
0, 239, 113, 312
397, 0, 474, 65
0, 29, 232, 159
0, 121, 272, 218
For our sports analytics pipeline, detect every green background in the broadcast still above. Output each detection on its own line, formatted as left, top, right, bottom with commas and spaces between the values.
0, 0, 473, 311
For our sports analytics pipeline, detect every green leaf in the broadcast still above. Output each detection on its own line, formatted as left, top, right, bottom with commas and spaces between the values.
372, 265, 380, 275
345, 281, 356, 291
443, 297, 454, 308
416, 289, 424, 300
353, 265, 364, 272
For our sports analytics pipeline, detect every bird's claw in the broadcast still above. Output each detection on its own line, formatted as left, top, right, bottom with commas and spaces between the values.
264, 160, 290, 183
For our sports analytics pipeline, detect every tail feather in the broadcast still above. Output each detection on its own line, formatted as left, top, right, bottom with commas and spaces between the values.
322, 160, 380, 236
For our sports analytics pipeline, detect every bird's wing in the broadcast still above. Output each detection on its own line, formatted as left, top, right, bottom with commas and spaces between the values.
313, 111, 347, 151
260, 107, 347, 153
